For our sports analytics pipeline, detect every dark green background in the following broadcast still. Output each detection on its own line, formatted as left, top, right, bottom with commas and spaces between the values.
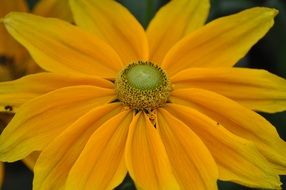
3, 0, 286, 189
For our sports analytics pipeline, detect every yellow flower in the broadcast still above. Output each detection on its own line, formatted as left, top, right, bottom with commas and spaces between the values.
0, 0, 72, 81
0, 0, 286, 189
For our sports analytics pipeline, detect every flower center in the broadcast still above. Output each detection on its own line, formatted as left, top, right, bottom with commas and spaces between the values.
115, 61, 171, 110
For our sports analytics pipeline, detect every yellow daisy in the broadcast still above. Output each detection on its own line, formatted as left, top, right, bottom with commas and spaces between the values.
0, 0, 286, 189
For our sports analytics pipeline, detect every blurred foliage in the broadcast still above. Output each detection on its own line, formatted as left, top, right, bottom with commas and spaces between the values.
2, 0, 286, 190
26, 0, 38, 9
118, 0, 168, 28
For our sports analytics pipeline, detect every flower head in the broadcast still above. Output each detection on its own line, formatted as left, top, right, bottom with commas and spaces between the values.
0, 0, 286, 189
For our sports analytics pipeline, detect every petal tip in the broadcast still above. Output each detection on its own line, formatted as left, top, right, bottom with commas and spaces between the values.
261, 7, 279, 17
266, 7, 279, 17
2, 11, 19, 25
272, 8, 279, 16
249, 7, 278, 18
3, 11, 15, 19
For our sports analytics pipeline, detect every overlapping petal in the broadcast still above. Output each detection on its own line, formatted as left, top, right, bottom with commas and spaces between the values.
65, 109, 132, 190
166, 104, 281, 189
0, 0, 27, 56
0, 0, 74, 80
22, 151, 40, 170
171, 88, 286, 174
0, 0, 29, 78
0, 66, 12, 81
0, 86, 115, 162
70, 0, 149, 64
33, 0, 73, 22
34, 103, 123, 190
126, 112, 179, 190
147, 0, 209, 64
0, 0, 27, 18
3, 12, 123, 78
162, 7, 277, 76
171, 68, 286, 113
157, 108, 218, 190
0, 72, 113, 112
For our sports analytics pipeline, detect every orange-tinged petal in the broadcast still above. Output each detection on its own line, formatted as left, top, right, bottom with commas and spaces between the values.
166, 104, 281, 189
147, 0, 209, 64
0, 0, 27, 16
0, 86, 115, 162
171, 68, 286, 113
0, 72, 113, 112
0, 0, 28, 77
0, 0, 27, 56
157, 108, 218, 190
162, 7, 277, 76
171, 88, 286, 174
0, 162, 3, 189
24, 57, 43, 75
0, 66, 12, 81
34, 103, 122, 190
22, 151, 40, 170
3, 12, 123, 78
125, 112, 179, 190
65, 109, 132, 190
70, 0, 149, 64
33, 0, 73, 22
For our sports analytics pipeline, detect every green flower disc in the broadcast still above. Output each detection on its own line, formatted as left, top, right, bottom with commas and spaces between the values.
126, 64, 162, 90
115, 61, 171, 110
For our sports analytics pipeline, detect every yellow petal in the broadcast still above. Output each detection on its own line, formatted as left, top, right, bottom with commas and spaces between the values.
0, 72, 113, 112
3, 12, 123, 78
162, 7, 277, 76
157, 108, 218, 190
0, 0, 27, 15
34, 103, 122, 190
24, 57, 43, 75
0, 0, 29, 77
166, 104, 281, 189
0, 162, 3, 189
0, 0, 27, 56
22, 151, 40, 170
70, 0, 149, 64
147, 0, 209, 64
171, 68, 286, 113
33, 0, 73, 22
0, 86, 115, 162
65, 109, 132, 190
171, 88, 286, 174
125, 112, 179, 190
